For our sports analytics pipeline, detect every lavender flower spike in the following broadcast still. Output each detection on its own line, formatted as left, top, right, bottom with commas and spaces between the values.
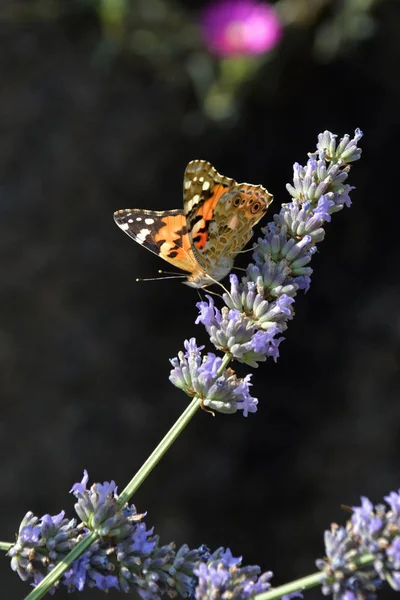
190, 130, 363, 414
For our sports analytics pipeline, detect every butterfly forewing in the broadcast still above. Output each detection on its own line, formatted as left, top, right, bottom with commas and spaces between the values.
113, 208, 199, 273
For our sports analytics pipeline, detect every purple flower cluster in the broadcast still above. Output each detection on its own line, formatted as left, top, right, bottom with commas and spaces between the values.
195, 547, 272, 599
9, 472, 275, 598
317, 491, 400, 600
170, 130, 363, 416
169, 338, 258, 415
195, 292, 285, 367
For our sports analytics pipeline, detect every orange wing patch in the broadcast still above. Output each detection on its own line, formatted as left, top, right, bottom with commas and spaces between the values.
188, 184, 227, 250
113, 208, 199, 274
155, 214, 198, 272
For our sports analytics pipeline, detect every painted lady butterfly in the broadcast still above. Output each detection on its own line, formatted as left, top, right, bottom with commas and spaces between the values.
114, 160, 273, 288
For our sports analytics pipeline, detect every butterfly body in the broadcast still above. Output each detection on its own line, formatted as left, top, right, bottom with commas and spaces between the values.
114, 160, 273, 288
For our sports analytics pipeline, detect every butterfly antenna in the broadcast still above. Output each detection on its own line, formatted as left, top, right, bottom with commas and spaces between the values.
157, 269, 185, 276
205, 275, 232, 300
136, 274, 187, 283
204, 287, 224, 299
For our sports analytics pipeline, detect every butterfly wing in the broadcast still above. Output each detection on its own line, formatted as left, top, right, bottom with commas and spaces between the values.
114, 208, 200, 273
183, 160, 236, 253
182, 160, 273, 279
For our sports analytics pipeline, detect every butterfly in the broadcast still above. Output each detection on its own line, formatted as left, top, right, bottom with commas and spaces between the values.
114, 160, 273, 288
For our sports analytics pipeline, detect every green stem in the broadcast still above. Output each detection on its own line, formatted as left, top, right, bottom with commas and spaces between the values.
255, 572, 323, 600
117, 394, 202, 505
255, 554, 375, 600
0, 542, 12, 551
217, 352, 232, 375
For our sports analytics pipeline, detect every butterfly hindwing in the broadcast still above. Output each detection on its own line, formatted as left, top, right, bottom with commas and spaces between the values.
114, 208, 198, 272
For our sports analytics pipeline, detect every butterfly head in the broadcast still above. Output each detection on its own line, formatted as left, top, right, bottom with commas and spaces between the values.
184, 257, 235, 288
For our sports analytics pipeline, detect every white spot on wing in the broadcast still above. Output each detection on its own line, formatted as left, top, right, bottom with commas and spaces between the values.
202, 181, 210, 191
136, 228, 151, 243
145, 218, 155, 225
186, 194, 201, 212
136, 217, 142, 222
128, 219, 133, 223
120, 223, 130, 231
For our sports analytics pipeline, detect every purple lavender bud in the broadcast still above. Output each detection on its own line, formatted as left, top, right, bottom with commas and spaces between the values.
384, 491, 400, 517
246, 258, 298, 298
351, 497, 383, 541
317, 129, 363, 162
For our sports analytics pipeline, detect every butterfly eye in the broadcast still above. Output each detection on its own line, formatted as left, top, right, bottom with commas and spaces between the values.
233, 197, 241, 207
250, 202, 261, 214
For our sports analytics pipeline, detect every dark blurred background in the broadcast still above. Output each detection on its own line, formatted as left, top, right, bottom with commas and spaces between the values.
1, 0, 399, 597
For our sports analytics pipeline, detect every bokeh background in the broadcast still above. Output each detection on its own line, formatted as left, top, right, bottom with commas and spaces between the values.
1, 0, 399, 597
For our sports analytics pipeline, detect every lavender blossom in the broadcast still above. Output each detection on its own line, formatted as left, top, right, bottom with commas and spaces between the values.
195, 547, 273, 600
169, 337, 258, 415
71, 469, 143, 539
196, 295, 284, 367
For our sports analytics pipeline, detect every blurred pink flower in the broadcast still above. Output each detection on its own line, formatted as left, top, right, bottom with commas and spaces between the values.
201, 0, 283, 57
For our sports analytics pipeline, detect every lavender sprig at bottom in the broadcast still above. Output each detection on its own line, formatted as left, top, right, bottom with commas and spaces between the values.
10, 474, 400, 600
170, 129, 363, 416
8, 471, 273, 598
316, 492, 400, 600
